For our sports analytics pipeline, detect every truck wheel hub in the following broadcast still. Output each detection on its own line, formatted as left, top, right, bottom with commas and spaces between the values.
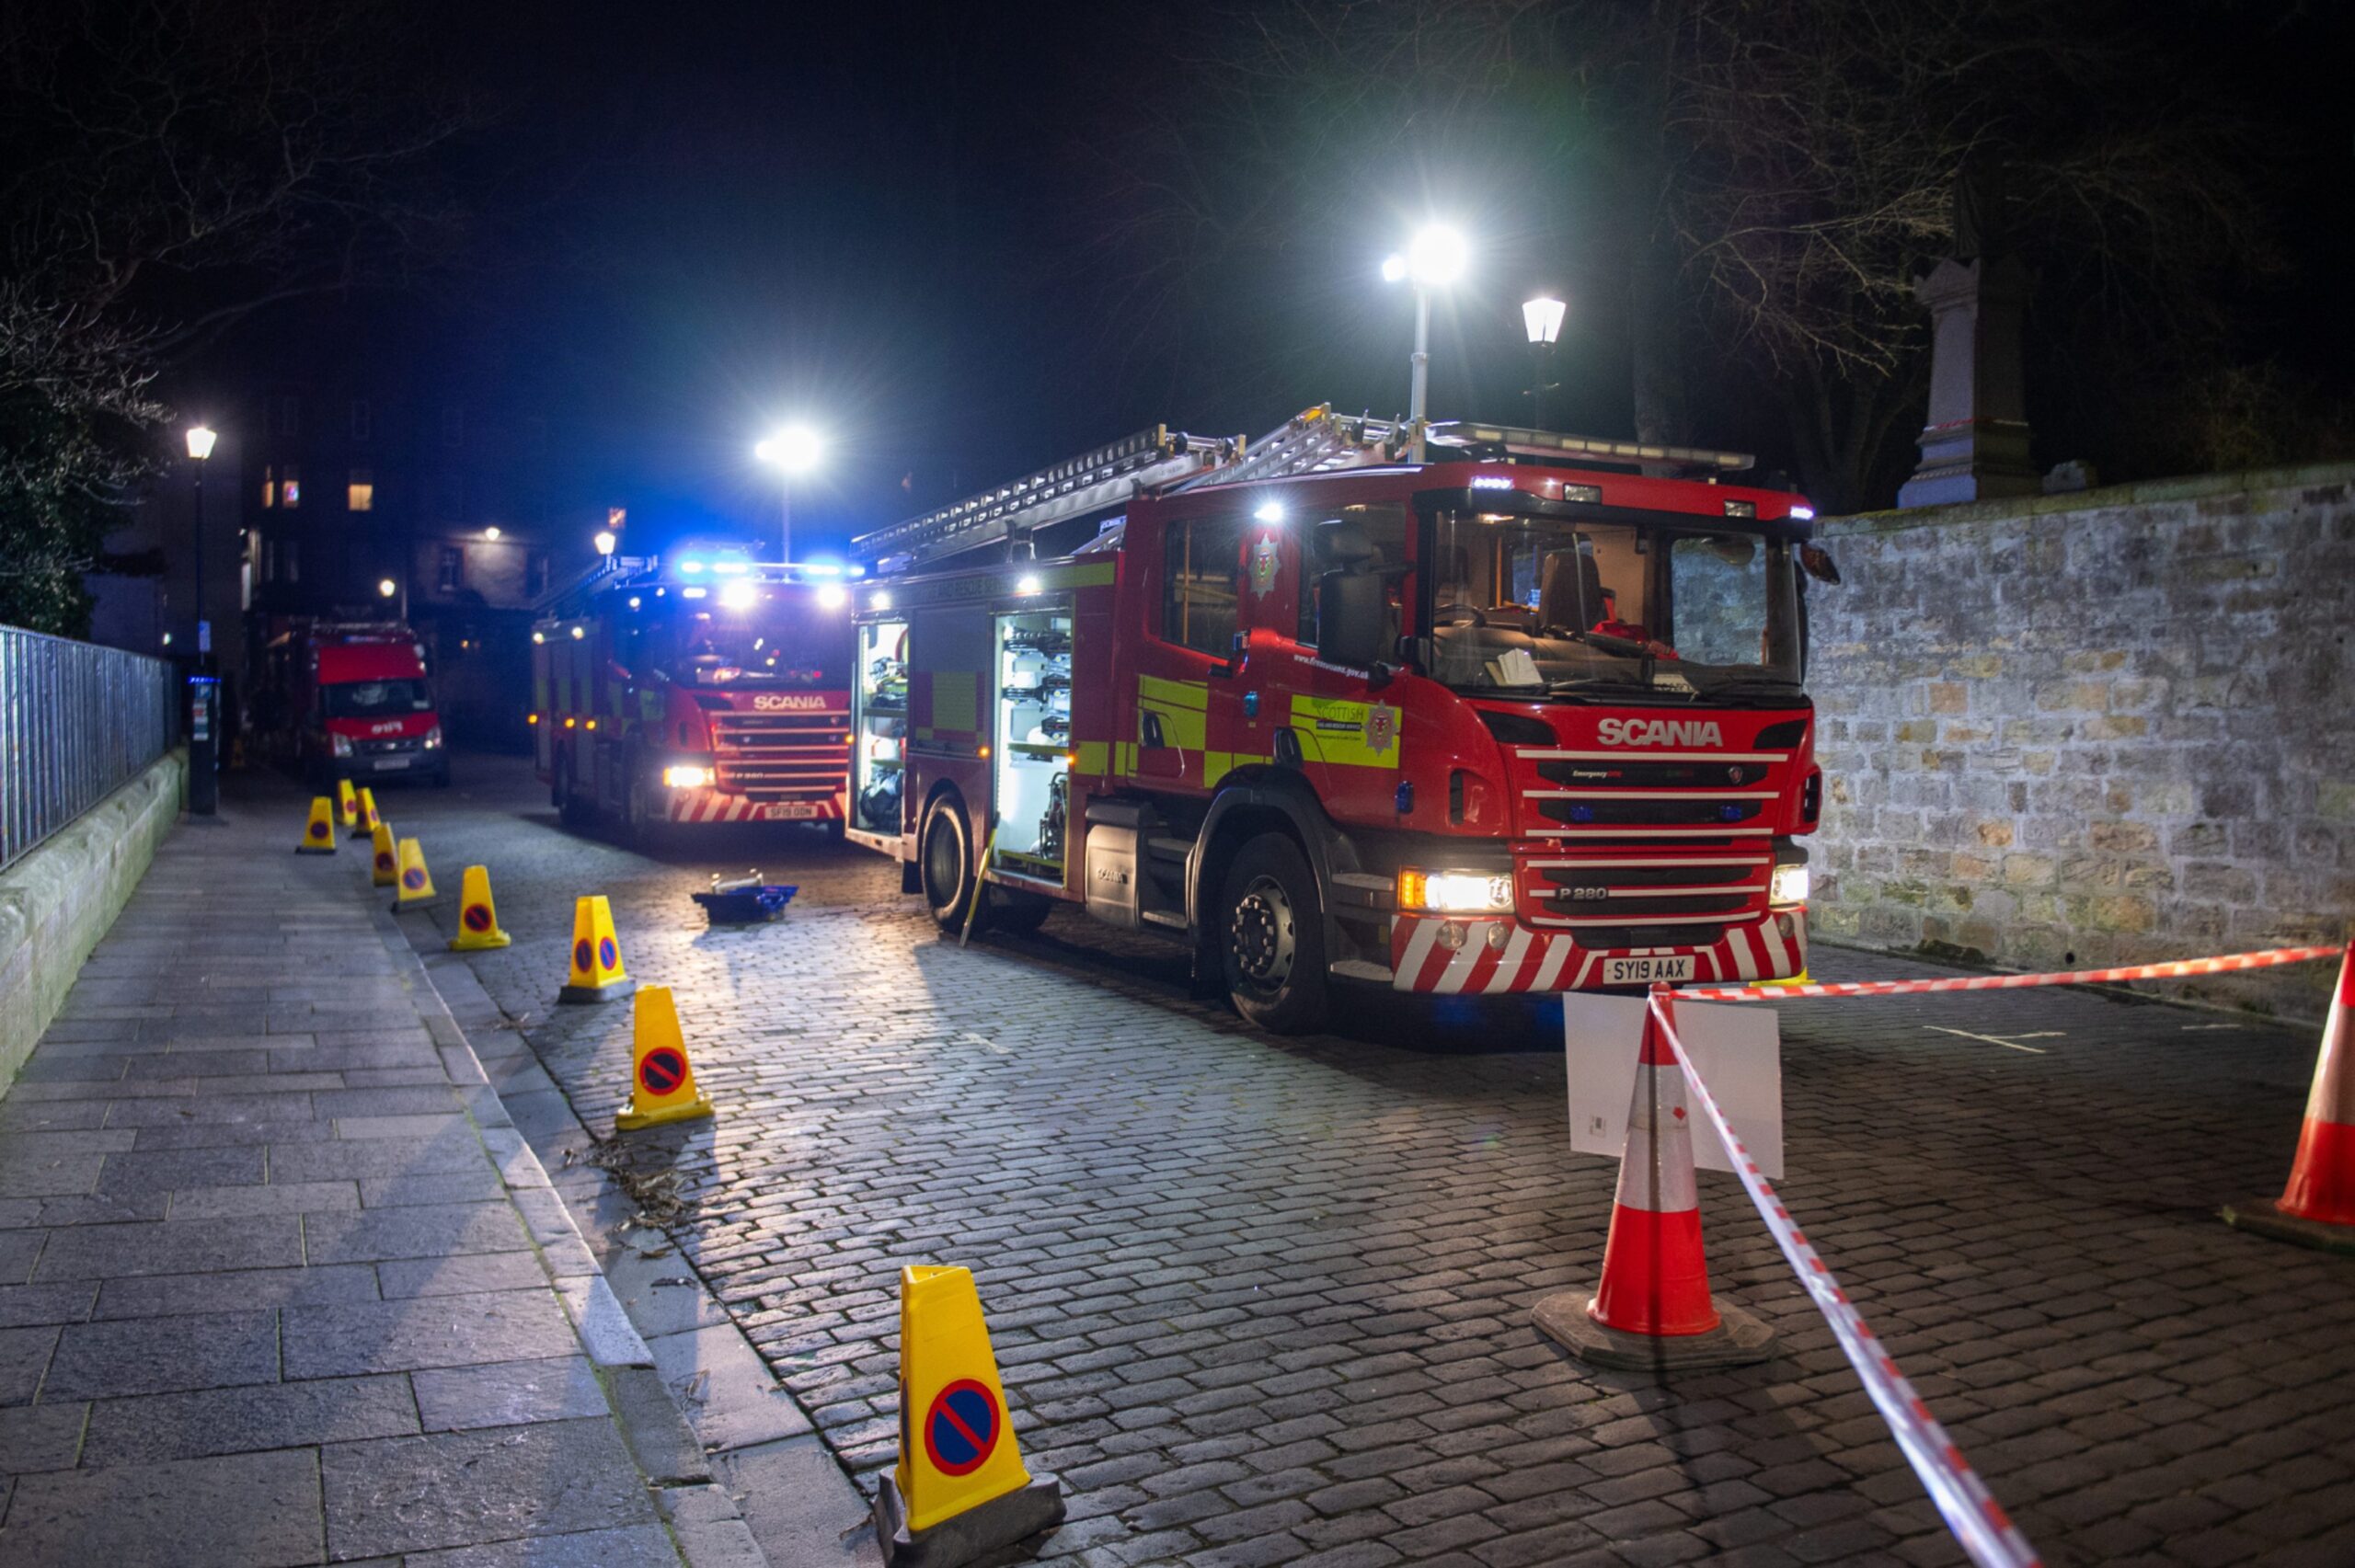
1230, 876, 1295, 986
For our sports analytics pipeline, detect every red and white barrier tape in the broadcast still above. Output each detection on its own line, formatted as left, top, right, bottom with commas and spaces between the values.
1679, 943, 2344, 1003
1648, 991, 2043, 1568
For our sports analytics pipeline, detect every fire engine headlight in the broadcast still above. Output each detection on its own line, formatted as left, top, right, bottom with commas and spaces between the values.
1770, 863, 1809, 908
330, 733, 353, 759
1397, 868, 1513, 915
718, 580, 758, 611
662, 764, 715, 790
422, 726, 443, 750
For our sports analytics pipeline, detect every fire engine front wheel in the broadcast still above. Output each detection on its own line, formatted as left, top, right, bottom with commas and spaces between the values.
919, 795, 984, 934
1218, 833, 1329, 1036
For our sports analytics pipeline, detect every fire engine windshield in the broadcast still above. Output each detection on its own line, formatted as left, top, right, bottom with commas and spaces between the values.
324, 679, 434, 717
1424, 509, 1803, 703
657, 613, 850, 689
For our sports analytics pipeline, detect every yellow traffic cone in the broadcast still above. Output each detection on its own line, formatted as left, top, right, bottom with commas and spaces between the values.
370, 822, 399, 887
350, 786, 383, 840
614, 985, 715, 1129
873, 1264, 1064, 1566
393, 837, 439, 908
297, 796, 339, 853
450, 865, 513, 952
336, 778, 360, 829
557, 895, 634, 1002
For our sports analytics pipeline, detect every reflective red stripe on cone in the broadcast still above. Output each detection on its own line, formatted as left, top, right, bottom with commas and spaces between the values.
2280, 950, 2355, 1226
1589, 1001, 1722, 1338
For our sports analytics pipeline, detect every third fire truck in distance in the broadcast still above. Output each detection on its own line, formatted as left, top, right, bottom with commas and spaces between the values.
532, 549, 856, 841
845, 408, 1836, 1033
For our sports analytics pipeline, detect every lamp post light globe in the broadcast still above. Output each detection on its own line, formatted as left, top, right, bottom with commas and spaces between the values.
754, 423, 823, 563
378, 578, 398, 600
592, 530, 617, 557
1522, 295, 1567, 430
185, 425, 218, 462
1522, 295, 1566, 346
1381, 223, 1470, 462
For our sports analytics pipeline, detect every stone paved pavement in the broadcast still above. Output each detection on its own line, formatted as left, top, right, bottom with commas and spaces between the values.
0, 774, 771, 1566
384, 753, 2355, 1568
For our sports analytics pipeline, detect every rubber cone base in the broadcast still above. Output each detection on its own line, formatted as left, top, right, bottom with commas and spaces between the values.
558, 978, 636, 1004
873, 1471, 1064, 1568
2221, 1198, 2355, 1257
451, 930, 512, 952
1532, 1289, 1775, 1372
615, 1092, 714, 1131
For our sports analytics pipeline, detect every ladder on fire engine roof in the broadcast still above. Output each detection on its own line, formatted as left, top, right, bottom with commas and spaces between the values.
850, 406, 1755, 570
1174, 406, 1755, 489
851, 426, 1239, 570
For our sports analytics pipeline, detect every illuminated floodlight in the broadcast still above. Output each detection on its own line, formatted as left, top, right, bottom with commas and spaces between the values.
570, 624, 585, 639
816, 584, 849, 610
1016, 574, 1041, 595
1380, 255, 1407, 283
718, 580, 758, 611
869, 590, 892, 612
593, 530, 616, 555
1404, 224, 1468, 288
483, 525, 502, 542
1253, 500, 1285, 523
754, 424, 823, 473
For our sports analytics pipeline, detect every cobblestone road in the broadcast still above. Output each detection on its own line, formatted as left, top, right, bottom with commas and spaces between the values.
381, 752, 2355, 1567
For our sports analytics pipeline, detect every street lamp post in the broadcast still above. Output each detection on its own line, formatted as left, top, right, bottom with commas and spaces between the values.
754, 425, 823, 563
1522, 295, 1567, 431
184, 425, 219, 816
1382, 226, 1468, 463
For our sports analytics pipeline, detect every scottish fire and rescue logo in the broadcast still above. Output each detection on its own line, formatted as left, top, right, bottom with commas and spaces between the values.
1248, 536, 1280, 597
1362, 703, 1398, 757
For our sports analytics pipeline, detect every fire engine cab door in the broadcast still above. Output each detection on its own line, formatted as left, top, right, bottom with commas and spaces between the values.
1135, 511, 1249, 789
1223, 519, 1295, 780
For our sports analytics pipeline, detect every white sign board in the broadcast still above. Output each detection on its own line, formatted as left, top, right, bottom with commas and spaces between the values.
1565, 994, 1784, 1180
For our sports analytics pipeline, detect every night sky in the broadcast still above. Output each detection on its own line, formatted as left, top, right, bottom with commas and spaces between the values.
221, 1, 2354, 562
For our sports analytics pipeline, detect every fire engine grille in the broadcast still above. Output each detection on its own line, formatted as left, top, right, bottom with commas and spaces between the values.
711, 710, 849, 802
356, 736, 421, 756
1503, 732, 1800, 945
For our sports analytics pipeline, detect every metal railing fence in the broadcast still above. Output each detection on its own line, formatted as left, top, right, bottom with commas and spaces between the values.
0, 624, 179, 874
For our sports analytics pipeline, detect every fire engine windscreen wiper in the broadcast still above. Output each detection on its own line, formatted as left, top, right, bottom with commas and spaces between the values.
1536, 624, 1649, 658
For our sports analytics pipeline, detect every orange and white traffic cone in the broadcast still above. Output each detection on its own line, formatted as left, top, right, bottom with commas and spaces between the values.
1534, 994, 1775, 1369
2226, 948, 2355, 1253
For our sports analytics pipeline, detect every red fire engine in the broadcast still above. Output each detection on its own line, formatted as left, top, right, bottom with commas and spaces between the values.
257, 619, 450, 791
846, 408, 1834, 1033
532, 549, 856, 840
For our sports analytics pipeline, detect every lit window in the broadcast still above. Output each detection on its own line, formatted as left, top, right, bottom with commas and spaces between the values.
438, 545, 464, 592
347, 469, 373, 512
280, 464, 301, 509
260, 464, 275, 509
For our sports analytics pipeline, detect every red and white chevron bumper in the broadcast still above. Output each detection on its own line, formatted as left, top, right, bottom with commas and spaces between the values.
666, 788, 843, 824
1388, 908, 1808, 994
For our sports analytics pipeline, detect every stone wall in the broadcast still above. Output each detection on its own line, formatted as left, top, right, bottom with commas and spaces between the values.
1806, 462, 2355, 1021
0, 750, 185, 1089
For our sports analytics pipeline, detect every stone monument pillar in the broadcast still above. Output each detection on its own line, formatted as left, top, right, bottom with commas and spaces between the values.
1898, 159, 2040, 508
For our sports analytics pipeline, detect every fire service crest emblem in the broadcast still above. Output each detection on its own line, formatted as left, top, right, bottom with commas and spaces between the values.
1362, 703, 1398, 757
